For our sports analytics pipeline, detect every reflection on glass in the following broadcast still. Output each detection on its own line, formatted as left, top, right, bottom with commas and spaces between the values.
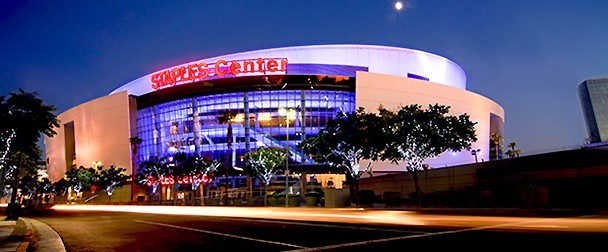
136, 89, 355, 167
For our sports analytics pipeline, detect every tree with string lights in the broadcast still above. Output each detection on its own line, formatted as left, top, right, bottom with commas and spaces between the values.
381, 104, 477, 207
0, 89, 59, 220
245, 146, 288, 206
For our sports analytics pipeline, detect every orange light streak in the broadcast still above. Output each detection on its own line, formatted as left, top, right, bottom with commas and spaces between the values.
50, 205, 608, 233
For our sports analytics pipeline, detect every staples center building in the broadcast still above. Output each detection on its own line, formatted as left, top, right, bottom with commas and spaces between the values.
45, 44, 504, 200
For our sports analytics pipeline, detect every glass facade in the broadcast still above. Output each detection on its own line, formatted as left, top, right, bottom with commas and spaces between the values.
136, 89, 356, 167
579, 78, 608, 143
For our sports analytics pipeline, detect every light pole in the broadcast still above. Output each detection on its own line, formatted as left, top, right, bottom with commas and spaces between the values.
278, 108, 296, 207
471, 149, 481, 163
92, 161, 103, 169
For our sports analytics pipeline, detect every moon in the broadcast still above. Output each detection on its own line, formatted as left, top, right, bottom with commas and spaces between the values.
395, 1, 403, 11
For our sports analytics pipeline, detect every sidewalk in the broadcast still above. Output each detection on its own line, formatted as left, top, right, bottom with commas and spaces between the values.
0, 216, 65, 252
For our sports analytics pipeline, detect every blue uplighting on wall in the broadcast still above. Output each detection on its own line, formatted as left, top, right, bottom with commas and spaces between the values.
287, 64, 368, 77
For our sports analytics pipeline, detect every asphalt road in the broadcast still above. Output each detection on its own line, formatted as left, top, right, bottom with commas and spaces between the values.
31, 207, 608, 251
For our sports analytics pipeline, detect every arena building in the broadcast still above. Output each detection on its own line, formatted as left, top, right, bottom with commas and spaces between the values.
44, 44, 504, 202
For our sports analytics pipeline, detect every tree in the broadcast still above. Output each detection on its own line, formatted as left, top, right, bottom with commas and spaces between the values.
299, 107, 385, 205
136, 159, 169, 204
185, 155, 220, 205
0, 89, 59, 157
35, 177, 52, 207
490, 133, 504, 160
217, 109, 237, 205
15, 162, 51, 207
169, 152, 191, 205
0, 96, 15, 197
300, 108, 381, 179
129, 137, 143, 157
3, 151, 39, 203
129, 136, 143, 201
52, 178, 71, 197
506, 142, 521, 158
0, 89, 59, 219
137, 155, 219, 205
65, 166, 96, 196
382, 104, 477, 207
17, 162, 41, 202
93, 165, 129, 203
244, 146, 287, 205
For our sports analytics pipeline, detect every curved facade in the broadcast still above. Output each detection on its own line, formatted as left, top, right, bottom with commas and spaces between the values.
111, 44, 467, 96
45, 44, 504, 202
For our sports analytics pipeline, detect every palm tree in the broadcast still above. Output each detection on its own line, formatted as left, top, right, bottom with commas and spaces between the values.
217, 109, 237, 205
506, 142, 521, 158
129, 136, 143, 201
490, 133, 503, 160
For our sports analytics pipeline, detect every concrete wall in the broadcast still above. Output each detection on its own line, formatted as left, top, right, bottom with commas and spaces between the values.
359, 164, 479, 197
52, 186, 132, 204
44, 91, 134, 183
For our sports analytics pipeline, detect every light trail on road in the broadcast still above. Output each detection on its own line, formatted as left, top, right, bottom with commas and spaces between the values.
52, 205, 608, 233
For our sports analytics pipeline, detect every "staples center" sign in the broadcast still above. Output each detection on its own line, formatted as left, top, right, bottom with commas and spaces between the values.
151, 58, 288, 90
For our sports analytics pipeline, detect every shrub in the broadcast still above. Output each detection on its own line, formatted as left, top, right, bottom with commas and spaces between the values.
305, 190, 322, 197
272, 191, 286, 198
357, 190, 376, 207
383, 191, 401, 207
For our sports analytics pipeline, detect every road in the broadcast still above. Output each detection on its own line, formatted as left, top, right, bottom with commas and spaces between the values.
30, 205, 608, 251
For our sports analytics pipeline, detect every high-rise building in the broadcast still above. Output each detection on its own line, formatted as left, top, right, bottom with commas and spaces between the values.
579, 78, 608, 144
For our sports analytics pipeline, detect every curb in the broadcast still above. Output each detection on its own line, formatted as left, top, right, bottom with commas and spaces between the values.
21, 218, 66, 252
14, 218, 33, 252
15, 242, 28, 252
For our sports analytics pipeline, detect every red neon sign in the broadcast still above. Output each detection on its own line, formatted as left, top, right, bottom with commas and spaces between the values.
145, 174, 212, 186
150, 58, 288, 90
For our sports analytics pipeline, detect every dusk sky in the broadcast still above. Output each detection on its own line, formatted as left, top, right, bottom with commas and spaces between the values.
1, 0, 607, 156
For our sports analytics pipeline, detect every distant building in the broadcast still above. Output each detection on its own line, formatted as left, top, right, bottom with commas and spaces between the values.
578, 78, 608, 144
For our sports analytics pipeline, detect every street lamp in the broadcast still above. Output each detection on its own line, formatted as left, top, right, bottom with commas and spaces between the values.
278, 107, 296, 207
92, 161, 103, 168
471, 149, 481, 163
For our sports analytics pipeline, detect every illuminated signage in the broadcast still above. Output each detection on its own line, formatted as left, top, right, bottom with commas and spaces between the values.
146, 174, 212, 186
151, 58, 288, 90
